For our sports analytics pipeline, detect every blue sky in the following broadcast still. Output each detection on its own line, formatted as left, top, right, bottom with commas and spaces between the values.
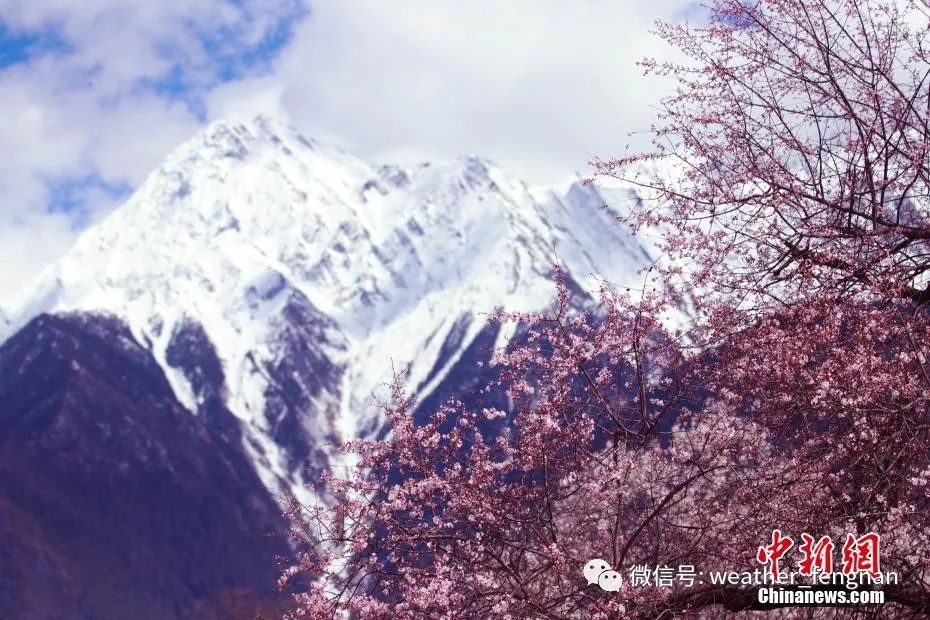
0, 3, 302, 87
0, 0, 689, 298
0, 1, 304, 220
0, 24, 68, 68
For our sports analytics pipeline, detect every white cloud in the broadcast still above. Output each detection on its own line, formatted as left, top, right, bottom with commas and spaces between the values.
209, 0, 688, 183
0, 212, 74, 294
207, 75, 290, 121
0, 0, 304, 299
0, 62, 203, 298
0, 0, 690, 300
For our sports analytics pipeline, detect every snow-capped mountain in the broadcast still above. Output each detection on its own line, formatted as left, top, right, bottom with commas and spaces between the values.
0, 116, 659, 617
1, 116, 652, 507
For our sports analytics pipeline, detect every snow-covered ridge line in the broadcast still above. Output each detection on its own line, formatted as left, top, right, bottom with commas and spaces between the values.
0, 115, 654, 503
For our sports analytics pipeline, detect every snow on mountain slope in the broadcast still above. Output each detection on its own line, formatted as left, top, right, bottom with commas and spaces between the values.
0, 116, 654, 503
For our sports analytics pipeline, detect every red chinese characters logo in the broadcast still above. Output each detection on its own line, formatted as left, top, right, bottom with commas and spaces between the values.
756, 531, 881, 578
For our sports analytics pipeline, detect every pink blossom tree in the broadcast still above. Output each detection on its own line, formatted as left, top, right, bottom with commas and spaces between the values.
283, 0, 930, 616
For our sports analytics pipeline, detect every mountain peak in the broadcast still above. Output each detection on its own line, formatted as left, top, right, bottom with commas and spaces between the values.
196, 115, 317, 152
0, 119, 655, 509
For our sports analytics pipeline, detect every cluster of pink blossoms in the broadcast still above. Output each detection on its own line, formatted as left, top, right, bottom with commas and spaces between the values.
284, 1, 930, 617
